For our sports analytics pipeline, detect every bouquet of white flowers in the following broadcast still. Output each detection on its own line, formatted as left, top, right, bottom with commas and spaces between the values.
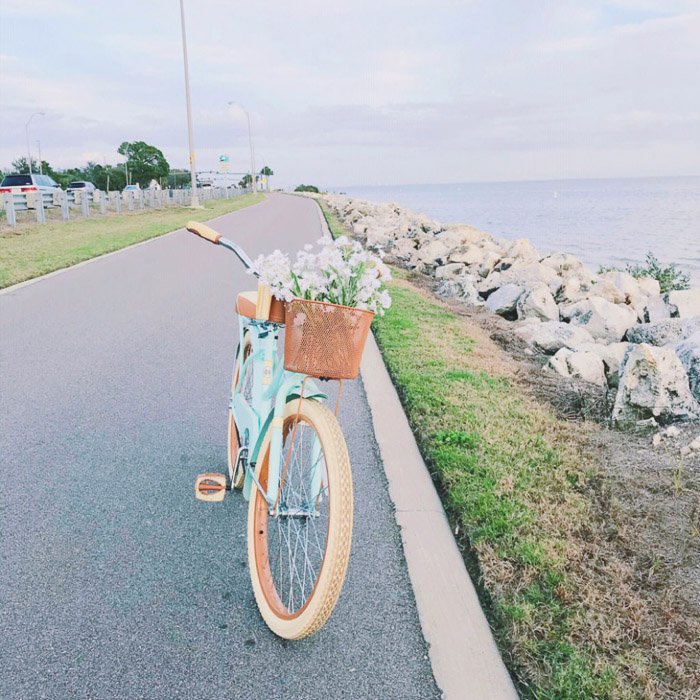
250, 236, 392, 316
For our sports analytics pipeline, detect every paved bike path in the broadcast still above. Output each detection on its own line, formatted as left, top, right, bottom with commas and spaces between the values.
0, 194, 441, 699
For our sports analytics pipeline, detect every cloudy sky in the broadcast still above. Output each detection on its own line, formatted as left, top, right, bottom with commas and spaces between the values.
1, 0, 698, 187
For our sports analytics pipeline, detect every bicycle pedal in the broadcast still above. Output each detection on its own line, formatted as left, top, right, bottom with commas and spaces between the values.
194, 472, 227, 502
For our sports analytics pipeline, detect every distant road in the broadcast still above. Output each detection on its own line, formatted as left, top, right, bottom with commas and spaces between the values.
0, 194, 440, 699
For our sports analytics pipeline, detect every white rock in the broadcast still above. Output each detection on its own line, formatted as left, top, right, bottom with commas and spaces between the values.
667, 289, 700, 318
439, 224, 490, 246
392, 238, 416, 261
547, 348, 606, 385
642, 294, 672, 323
449, 244, 485, 266
637, 277, 661, 296
516, 284, 559, 322
501, 238, 540, 267
515, 320, 595, 354
627, 317, 700, 346
365, 228, 392, 249
593, 279, 626, 305
540, 252, 585, 277
415, 239, 451, 267
676, 330, 700, 402
435, 263, 466, 279
435, 275, 483, 306
612, 343, 700, 427
485, 284, 524, 317
478, 251, 501, 278
575, 342, 630, 387
664, 426, 681, 439
568, 296, 638, 343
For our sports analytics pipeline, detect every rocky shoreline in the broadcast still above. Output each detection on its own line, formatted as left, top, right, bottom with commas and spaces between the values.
321, 193, 700, 440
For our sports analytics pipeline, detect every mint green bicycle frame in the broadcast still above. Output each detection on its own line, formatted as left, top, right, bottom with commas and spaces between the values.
218, 235, 327, 512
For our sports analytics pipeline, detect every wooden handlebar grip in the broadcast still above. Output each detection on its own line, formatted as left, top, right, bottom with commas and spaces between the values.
186, 221, 221, 244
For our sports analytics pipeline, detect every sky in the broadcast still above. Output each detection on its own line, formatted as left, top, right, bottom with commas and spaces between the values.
0, 0, 699, 188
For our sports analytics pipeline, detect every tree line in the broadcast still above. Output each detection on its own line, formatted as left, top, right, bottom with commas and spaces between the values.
2, 140, 274, 192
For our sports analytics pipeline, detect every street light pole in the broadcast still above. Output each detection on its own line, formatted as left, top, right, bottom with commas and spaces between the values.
36, 140, 43, 174
24, 112, 44, 175
228, 102, 256, 193
178, 0, 200, 207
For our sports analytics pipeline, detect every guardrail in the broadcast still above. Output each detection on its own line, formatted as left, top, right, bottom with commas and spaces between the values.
1, 186, 249, 228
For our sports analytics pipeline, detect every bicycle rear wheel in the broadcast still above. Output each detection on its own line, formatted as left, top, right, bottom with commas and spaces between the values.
247, 397, 353, 639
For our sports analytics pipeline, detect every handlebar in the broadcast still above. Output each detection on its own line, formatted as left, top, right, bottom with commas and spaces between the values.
186, 220, 258, 276
186, 221, 221, 244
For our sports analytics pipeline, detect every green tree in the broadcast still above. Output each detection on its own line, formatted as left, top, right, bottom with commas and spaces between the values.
11, 156, 40, 174
294, 184, 319, 193
239, 173, 252, 189
117, 141, 169, 187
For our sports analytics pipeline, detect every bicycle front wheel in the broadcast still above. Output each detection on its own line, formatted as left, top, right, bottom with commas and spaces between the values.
247, 397, 353, 639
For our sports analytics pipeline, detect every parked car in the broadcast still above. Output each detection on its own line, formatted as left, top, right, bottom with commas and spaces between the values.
0, 173, 62, 196
0, 173, 62, 209
67, 180, 96, 193
123, 184, 141, 193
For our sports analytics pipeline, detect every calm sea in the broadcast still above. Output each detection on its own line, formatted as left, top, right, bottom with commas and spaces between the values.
335, 177, 700, 285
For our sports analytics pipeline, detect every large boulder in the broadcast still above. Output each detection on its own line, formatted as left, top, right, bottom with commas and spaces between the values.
612, 344, 700, 427
499, 238, 540, 268
449, 244, 486, 266
575, 342, 630, 387
547, 348, 606, 385
485, 284, 524, 317
567, 296, 637, 343
675, 330, 700, 402
626, 317, 700, 346
666, 289, 700, 318
439, 224, 490, 246
641, 294, 672, 323
541, 252, 585, 276
435, 262, 467, 279
392, 237, 416, 261
516, 284, 559, 322
365, 227, 393, 249
435, 275, 483, 307
415, 239, 451, 267
515, 320, 595, 354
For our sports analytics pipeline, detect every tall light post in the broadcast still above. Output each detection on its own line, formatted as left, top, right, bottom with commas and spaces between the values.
228, 102, 256, 192
178, 0, 199, 207
36, 140, 43, 174
25, 112, 44, 174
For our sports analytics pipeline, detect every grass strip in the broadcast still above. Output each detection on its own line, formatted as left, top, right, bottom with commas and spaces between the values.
0, 192, 265, 288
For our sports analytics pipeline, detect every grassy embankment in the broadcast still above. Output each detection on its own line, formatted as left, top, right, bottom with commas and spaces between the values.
0, 192, 265, 288
319, 198, 686, 699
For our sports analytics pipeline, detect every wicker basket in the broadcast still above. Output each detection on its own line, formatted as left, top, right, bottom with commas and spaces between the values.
283, 298, 374, 379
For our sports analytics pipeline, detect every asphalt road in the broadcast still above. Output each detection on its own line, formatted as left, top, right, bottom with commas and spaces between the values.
0, 194, 440, 700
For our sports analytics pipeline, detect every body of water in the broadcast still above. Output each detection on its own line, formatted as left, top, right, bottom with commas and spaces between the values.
336, 177, 699, 285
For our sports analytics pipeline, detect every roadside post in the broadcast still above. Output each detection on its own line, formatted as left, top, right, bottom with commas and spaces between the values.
35, 192, 46, 224
3, 193, 16, 228
114, 191, 122, 214
99, 191, 107, 215
138, 190, 145, 210
81, 191, 90, 218
127, 191, 134, 211
60, 191, 69, 221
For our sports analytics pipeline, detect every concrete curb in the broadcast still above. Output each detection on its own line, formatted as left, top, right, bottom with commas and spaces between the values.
360, 335, 518, 700
0, 195, 268, 296
314, 197, 517, 699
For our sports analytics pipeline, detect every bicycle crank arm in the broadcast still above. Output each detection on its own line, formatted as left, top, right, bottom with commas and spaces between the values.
194, 472, 228, 502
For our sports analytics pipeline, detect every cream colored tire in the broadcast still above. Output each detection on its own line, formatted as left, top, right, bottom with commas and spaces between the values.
247, 398, 353, 639
228, 333, 253, 489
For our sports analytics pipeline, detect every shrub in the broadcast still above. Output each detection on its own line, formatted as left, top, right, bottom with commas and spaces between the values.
600, 252, 690, 293
294, 184, 320, 193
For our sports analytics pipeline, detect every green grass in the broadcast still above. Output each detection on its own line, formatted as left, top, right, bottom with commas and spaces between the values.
318, 198, 674, 698
0, 193, 265, 288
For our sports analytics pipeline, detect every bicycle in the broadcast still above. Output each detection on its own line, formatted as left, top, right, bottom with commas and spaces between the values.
186, 221, 370, 640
